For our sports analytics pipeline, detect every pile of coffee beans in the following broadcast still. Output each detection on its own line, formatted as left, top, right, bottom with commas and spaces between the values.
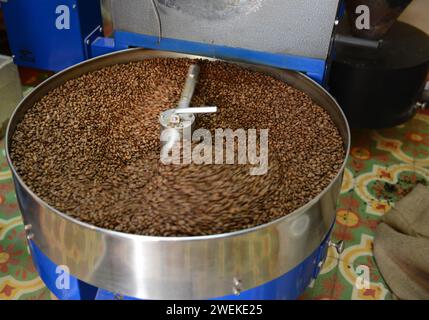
10, 58, 345, 236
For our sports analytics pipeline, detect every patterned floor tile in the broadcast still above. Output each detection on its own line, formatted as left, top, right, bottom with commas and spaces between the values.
304, 110, 429, 300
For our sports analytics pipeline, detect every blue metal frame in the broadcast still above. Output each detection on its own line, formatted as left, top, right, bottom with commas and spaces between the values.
91, 31, 327, 84
1, 0, 102, 71
28, 224, 332, 300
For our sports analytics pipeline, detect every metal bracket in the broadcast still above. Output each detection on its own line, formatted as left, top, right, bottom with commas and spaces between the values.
328, 240, 344, 254
84, 25, 103, 59
232, 277, 242, 296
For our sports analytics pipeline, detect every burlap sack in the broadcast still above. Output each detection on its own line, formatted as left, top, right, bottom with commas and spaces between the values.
374, 184, 429, 300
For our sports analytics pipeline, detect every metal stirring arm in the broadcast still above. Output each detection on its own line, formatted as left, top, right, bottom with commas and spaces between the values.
175, 107, 217, 114
177, 64, 200, 110
159, 64, 217, 152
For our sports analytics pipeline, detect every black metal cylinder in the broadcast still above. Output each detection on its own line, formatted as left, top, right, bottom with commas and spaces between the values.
329, 21, 429, 129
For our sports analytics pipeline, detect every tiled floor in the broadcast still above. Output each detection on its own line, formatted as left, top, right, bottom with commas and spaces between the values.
302, 110, 429, 300
1, 110, 428, 300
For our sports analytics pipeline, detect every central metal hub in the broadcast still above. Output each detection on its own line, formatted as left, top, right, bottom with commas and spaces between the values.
159, 64, 217, 149
159, 108, 196, 131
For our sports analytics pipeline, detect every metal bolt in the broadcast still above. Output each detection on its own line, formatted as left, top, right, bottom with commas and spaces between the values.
169, 114, 181, 125
27, 233, 34, 240
232, 277, 242, 296
24, 224, 32, 231
233, 277, 241, 286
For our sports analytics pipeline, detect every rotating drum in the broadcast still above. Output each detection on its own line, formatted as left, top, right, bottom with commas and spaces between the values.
6, 49, 350, 300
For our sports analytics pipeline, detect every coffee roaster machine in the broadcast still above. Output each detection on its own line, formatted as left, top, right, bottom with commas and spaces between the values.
3, 0, 352, 300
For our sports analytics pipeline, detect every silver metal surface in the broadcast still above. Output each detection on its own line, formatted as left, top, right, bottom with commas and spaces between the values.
109, 0, 340, 59
159, 108, 195, 153
175, 106, 217, 114
178, 64, 200, 109
6, 48, 350, 299
159, 109, 195, 128
159, 64, 211, 153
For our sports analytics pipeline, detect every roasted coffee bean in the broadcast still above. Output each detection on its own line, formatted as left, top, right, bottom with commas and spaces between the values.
10, 58, 345, 236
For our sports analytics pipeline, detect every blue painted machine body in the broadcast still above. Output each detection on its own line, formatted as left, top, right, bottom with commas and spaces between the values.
1, 0, 102, 71
29, 225, 331, 300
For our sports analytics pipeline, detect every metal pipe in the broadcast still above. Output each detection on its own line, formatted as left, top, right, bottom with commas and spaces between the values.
177, 64, 200, 109
334, 34, 382, 49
